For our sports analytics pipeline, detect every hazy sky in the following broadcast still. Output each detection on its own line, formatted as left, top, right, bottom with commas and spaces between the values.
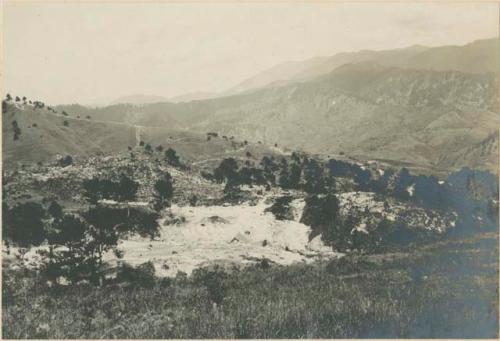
3, 2, 498, 105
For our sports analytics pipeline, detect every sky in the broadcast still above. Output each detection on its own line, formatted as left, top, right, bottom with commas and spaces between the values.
2, 2, 498, 105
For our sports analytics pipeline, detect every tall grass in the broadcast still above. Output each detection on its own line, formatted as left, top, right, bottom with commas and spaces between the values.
3, 232, 498, 338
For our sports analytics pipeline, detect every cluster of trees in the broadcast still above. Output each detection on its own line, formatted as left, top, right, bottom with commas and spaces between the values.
3, 196, 160, 285
279, 155, 336, 194
209, 153, 336, 197
82, 175, 139, 203
296, 193, 436, 253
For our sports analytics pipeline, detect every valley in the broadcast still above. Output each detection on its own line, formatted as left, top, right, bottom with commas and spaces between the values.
2, 33, 499, 339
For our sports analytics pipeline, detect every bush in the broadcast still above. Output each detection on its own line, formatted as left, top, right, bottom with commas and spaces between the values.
117, 261, 156, 287
48, 201, 63, 219
165, 148, 182, 167
4, 202, 46, 247
59, 155, 73, 167
12, 120, 21, 140
153, 173, 174, 210
82, 176, 138, 203
300, 194, 340, 242
265, 195, 294, 220
214, 158, 239, 183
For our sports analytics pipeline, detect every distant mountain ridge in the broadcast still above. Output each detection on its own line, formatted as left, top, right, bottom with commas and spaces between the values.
111, 94, 169, 105
6, 37, 498, 174
227, 38, 498, 95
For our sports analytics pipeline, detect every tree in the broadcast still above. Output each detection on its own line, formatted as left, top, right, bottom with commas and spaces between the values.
62, 111, 68, 116
22, 96, 27, 103
117, 175, 138, 202
264, 195, 294, 220
4, 202, 46, 247
288, 162, 302, 189
300, 194, 340, 243
81, 206, 122, 268
394, 168, 414, 200
12, 120, 21, 141
278, 159, 290, 188
214, 158, 239, 183
165, 148, 181, 167
15, 96, 20, 102
6, 93, 12, 101
260, 156, 277, 184
144, 143, 152, 153
303, 159, 327, 193
44, 214, 88, 283
153, 173, 174, 210
82, 178, 103, 204
48, 201, 63, 219
59, 155, 73, 167
156, 145, 164, 152
63, 120, 69, 127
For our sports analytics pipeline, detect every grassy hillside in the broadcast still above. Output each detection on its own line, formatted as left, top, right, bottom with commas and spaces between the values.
2, 103, 136, 167
3, 231, 497, 338
2, 102, 281, 168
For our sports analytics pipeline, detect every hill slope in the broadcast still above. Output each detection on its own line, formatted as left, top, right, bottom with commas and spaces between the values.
2, 102, 282, 168
54, 63, 498, 174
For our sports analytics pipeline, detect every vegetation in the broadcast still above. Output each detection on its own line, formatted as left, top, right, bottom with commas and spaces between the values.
164, 148, 182, 168
153, 173, 174, 210
59, 155, 73, 167
3, 232, 497, 338
264, 195, 294, 220
3, 202, 46, 247
12, 120, 21, 141
82, 176, 139, 204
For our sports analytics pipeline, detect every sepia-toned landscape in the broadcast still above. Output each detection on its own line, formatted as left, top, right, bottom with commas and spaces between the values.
2, 2, 499, 339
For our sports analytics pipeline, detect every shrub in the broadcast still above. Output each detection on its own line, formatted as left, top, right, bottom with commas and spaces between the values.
116, 175, 138, 202
165, 148, 182, 167
153, 173, 174, 210
117, 261, 156, 287
300, 194, 340, 242
82, 176, 138, 203
59, 155, 73, 167
12, 120, 21, 140
265, 195, 294, 220
214, 158, 239, 183
48, 201, 63, 219
4, 202, 46, 247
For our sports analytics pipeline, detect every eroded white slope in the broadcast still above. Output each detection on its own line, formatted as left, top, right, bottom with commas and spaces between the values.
112, 198, 339, 277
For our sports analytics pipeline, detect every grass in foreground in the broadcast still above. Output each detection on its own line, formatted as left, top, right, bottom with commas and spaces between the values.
2, 232, 498, 339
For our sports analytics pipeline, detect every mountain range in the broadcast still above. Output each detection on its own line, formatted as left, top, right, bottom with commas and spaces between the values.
4, 37, 498, 174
